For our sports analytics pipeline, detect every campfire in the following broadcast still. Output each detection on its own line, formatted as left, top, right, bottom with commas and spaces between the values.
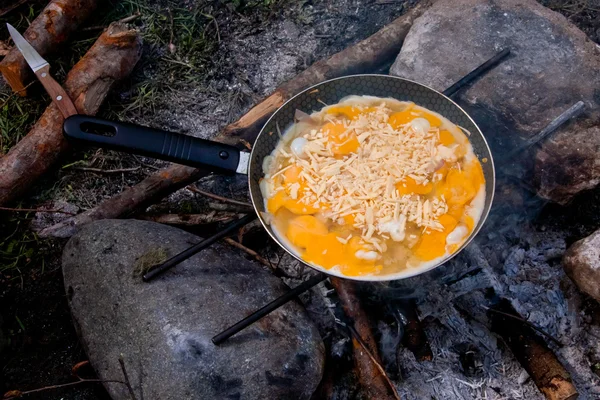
1, 0, 599, 399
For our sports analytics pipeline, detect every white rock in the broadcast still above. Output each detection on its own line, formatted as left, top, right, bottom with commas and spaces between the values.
563, 229, 600, 302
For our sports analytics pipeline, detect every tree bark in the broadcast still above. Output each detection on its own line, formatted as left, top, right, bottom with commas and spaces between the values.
489, 299, 578, 400
0, 0, 97, 94
39, 1, 434, 239
330, 278, 397, 400
0, 23, 142, 206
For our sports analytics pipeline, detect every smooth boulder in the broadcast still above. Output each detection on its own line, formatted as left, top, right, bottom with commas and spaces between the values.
62, 219, 324, 400
390, 0, 600, 204
563, 228, 600, 302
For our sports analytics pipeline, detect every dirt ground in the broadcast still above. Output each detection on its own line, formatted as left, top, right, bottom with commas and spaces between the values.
0, 0, 599, 399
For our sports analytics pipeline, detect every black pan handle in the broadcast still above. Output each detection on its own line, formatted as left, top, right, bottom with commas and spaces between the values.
63, 115, 242, 174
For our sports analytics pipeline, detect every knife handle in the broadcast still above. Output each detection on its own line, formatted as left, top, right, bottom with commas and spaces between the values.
35, 65, 78, 118
63, 115, 242, 174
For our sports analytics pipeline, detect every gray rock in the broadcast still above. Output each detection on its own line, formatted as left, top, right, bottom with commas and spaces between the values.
62, 219, 324, 400
563, 228, 600, 302
390, 0, 600, 203
534, 121, 600, 204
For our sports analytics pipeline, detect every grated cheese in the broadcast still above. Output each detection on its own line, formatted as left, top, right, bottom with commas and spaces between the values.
267, 103, 452, 243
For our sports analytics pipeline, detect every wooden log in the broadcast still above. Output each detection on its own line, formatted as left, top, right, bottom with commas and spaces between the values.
38, 1, 434, 239
0, 0, 97, 94
330, 278, 398, 400
0, 23, 142, 206
489, 299, 578, 400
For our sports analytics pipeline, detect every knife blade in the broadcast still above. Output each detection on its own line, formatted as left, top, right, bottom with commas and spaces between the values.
6, 23, 78, 118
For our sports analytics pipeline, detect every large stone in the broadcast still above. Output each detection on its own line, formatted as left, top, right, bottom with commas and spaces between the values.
535, 121, 600, 203
62, 219, 324, 400
563, 228, 600, 302
390, 0, 600, 203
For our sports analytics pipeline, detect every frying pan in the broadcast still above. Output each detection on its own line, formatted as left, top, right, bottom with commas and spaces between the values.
63, 74, 495, 282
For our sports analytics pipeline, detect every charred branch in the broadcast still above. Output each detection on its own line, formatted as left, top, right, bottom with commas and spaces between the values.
398, 299, 433, 361
330, 278, 399, 400
489, 299, 578, 400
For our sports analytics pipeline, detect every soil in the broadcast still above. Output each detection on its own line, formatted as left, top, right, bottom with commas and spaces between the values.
0, 0, 599, 399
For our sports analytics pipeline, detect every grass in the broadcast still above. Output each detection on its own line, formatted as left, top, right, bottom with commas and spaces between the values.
0, 92, 45, 154
0, 211, 42, 286
98, 0, 223, 118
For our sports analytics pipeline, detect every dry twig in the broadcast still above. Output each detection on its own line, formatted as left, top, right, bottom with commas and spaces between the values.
0, 0, 30, 17
2, 359, 125, 399
0, 206, 76, 215
73, 166, 141, 174
208, 202, 253, 213
482, 305, 563, 347
118, 355, 137, 400
2, 379, 124, 399
488, 299, 577, 400
223, 237, 271, 268
0, 81, 35, 110
399, 299, 433, 361
331, 278, 398, 400
82, 12, 141, 31
0, 41, 10, 57
186, 186, 252, 207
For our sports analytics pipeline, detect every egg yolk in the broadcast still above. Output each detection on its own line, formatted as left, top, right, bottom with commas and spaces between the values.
286, 215, 328, 249
267, 190, 287, 214
396, 177, 433, 195
441, 170, 477, 206
439, 130, 455, 146
413, 214, 458, 261
323, 122, 359, 155
343, 214, 355, 225
266, 165, 323, 215
388, 110, 416, 129
464, 215, 475, 232
325, 106, 361, 120
421, 111, 442, 127
303, 233, 345, 267
388, 108, 442, 129
293, 228, 382, 276
284, 165, 302, 183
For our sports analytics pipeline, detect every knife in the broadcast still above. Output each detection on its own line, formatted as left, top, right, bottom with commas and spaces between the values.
7, 23, 78, 118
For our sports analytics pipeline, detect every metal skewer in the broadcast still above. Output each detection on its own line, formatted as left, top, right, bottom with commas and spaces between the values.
143, 213, 256, 281
212, 273, 327, 345
501, 101, 585, 161
442, 48, 510, 97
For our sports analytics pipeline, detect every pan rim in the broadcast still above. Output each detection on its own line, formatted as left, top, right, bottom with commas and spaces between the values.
248, 73, 496, 282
